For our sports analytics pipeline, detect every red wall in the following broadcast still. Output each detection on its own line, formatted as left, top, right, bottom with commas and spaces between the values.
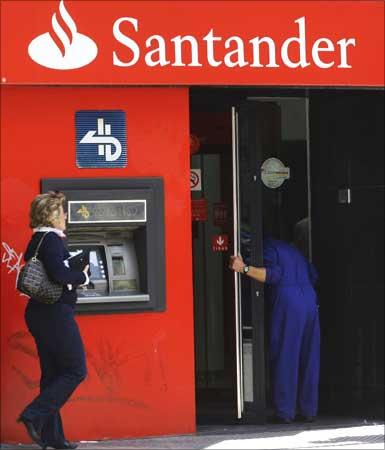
0, 87, 196, 443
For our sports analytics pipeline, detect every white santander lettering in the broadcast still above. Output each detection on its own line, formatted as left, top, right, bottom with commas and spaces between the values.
337, 38, 356, 68
312, 38, 335, 68
171, 35, 202, 67
111, 16, 357, 71
224, 36, 248, 67
145, 35, 170, 67
203, 29, 222, 67
281, 17, 310, 68
113, 17, 140, 67
249, 36, 279, 67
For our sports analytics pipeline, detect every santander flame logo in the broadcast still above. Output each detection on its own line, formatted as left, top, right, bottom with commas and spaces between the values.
28, 0, 97, 70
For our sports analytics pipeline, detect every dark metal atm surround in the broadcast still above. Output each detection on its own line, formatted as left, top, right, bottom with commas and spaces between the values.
42, 178, 165, 314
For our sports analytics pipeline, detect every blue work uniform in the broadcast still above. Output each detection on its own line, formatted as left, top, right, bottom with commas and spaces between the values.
264, 237, 320, 421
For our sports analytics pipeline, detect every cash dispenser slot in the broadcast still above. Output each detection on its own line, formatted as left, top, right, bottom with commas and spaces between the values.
42, 178, 165, 313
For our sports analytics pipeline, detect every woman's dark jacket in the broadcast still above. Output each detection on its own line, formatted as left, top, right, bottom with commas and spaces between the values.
24, 231, 86, 308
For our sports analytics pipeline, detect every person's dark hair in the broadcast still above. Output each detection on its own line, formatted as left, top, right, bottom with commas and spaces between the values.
29, 191, 66, 229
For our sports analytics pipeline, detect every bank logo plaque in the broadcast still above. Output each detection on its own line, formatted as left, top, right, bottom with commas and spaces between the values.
28, 0, 98, 70
76, 110, 127, 168
68, 200, 146, 223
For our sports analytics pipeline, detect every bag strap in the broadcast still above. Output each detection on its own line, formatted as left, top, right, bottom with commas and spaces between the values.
31, 231, 50, 261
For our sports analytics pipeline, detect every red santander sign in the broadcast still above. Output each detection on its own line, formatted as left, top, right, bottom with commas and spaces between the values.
1, 1, 384, 86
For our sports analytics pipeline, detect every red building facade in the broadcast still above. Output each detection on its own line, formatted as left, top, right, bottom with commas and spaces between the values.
1, 0, 384, 444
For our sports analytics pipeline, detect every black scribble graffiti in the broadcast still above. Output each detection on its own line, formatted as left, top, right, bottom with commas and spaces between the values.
143, 352, 152, 386
70, 395, 148, 409
8, 329, 169, 405
8, 331, 40, 389
87, 339, 129, 393
86, 333, 169, 394
8, 330, 38, 359
12, 365, 40, 389
113, 348, 152, 386
153, 331, 168, 393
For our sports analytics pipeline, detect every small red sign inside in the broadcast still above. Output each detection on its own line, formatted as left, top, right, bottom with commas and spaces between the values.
212, 234, 229, 252
213, 203, 228, 227
191, 198, 208, 221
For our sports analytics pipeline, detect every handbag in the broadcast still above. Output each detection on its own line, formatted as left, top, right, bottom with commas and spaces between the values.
17, 232, 63, 304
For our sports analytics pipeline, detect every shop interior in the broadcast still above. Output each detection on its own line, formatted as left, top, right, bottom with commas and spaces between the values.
189, 87, 384, 424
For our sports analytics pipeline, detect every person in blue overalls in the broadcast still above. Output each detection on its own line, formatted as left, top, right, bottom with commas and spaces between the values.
17, 192, 90, 449
230, 236, 320, 424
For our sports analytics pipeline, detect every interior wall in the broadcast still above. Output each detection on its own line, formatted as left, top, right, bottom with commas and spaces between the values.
0, 86, 196, 442
310, 90, 384, 417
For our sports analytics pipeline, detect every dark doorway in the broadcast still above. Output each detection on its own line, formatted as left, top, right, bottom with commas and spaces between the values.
190, 91, 311, 423
189, 87, 384, 424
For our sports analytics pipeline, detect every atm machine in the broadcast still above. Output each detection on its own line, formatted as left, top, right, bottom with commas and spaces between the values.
42, 178, 165, 313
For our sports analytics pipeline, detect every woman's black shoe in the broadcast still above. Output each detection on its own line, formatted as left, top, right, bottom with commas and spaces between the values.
43, 441, 78, 450
17, 415, 43, 448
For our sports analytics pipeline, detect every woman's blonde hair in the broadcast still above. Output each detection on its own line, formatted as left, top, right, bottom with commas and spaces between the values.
29, 191, 66, 229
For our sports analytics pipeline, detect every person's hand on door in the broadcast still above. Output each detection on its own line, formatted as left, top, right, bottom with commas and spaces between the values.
229, 255, 246, 273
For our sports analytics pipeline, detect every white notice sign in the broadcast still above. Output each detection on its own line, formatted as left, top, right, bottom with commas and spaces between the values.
261, 158, 290, 189
190, 169, 202, 191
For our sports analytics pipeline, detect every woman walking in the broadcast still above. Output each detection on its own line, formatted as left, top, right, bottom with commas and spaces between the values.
17, 191, 89, 449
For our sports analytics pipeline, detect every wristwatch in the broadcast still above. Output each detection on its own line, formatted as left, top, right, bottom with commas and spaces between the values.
243, 265, 250, 274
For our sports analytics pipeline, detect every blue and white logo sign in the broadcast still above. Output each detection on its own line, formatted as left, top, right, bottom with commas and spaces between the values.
76, 110, 127, 168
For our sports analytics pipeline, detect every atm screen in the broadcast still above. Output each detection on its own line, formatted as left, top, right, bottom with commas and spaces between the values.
68, 244, 109, 298
89, 247, 107, 280
112, 256, 126, 276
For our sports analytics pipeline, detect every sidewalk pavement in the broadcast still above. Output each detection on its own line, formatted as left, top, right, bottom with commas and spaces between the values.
2, 416, 384, 450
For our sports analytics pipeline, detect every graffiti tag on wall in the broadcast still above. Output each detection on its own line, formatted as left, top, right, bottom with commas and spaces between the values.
1, 241, 24, 291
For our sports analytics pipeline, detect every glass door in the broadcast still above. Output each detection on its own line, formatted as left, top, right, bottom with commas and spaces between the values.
232, 103, 266, 420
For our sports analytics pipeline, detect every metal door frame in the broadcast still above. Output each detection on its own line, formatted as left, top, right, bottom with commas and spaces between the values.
232, 104, 266, 421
